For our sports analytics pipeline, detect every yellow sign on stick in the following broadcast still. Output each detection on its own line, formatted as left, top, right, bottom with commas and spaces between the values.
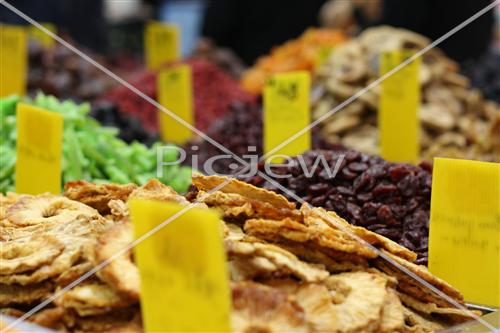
0, 25, 27, 97
379, 50, 420, 163
428, 158, 500, 307
264, 71, 311, 163
144, 21, 179, 70
28, 23, 56, 48
157, 64, 193, 144
15, 103, 63, 194
129, 199, 232, 332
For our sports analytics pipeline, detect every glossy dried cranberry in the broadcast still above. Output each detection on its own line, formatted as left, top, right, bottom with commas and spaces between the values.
389, 164, 412, 182
337, 186, 355, 196
310, 195, 327, 207
308, 183, 330, 195
376, 205, 393, 222
373, 183, 398, 199
348, 162, 368, 173
346, 202, 362, 221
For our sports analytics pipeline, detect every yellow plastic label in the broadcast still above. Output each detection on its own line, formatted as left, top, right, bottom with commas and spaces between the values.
28, 23, 56, 48
428, 158, 500, 307
379, 50, 420, 163
157, 64, 193, 144
129, 199, 232, 332
144, 21, 179, 70
15, 103, 63, 194
0, 25, 27, 97
264, 71, 311, 163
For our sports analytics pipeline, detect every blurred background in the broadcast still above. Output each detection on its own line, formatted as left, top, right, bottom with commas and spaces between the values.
1, 0, 498, 60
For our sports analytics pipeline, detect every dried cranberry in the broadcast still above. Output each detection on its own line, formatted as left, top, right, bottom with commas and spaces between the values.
348, 162, 368, 173
308, 183, 330, 195
389, 164, 413, 182
372, 183, 398, 199
311, 195, 327, 207
346, 202, 362, 221
376, 205, 393, 222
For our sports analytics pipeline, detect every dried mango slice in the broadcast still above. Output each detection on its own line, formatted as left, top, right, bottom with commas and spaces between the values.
64, 181, 137, 214
231, 281, 308, 333
94, 223, 140, 301
374, 251, 464, 307
227, 240, 329, 283
1, 235, 64, 275
5, 195, 101, 227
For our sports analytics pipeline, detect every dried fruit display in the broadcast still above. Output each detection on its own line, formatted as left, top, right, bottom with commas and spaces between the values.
0, 94, 191, 193
183, 102, 338, 175
313, 26, 500, 162
241, 28, 347, 94
1, 175, 479, 332
27, 41, 119, 102
104, 59, 256, 132
242, 149, 433, 265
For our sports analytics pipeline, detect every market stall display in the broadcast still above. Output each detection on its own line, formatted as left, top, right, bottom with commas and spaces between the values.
313, 26, 500, 162
242, 149, 432, 265
104, 58, 256, 132
0, 94, 191, 193
241, 28, 347, 94
0, 175, 480, 332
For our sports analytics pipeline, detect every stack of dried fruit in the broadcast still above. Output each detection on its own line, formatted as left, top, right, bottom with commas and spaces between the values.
103, 59, 256, 132
1, 175, 479, 332
313, 26, 500, 162
27, 42, 118, 102
183, 102, 337, 175
241, 28, 347, 94
242, 149, 433, 265
0, 94, 191, 193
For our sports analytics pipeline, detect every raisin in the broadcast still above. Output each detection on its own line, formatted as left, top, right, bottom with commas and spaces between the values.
348, 162, 369, 173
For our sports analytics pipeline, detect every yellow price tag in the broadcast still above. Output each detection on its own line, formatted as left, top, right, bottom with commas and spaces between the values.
144, 21, 179, 70
264, 71, 311, 163
28, 23, 56, 48
428, 158, 500, 307
15, 103, 63, 194
0, 25, 27, 97
379, 50, 420, 163
157, 64, 194, 144
129, 199, 232, 332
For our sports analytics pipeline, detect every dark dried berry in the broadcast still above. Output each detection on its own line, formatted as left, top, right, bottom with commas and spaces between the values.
311, 195, 327, 207
354, 191, 371, 202
376, 205, 393, 222
341, 167, 358, 180
389, 164, 412, 182
346, 202, 362, 221
337, 186, 355, 196
309, 183, 330, 195
348, 162, 368, 173
373, 183, 398, 199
